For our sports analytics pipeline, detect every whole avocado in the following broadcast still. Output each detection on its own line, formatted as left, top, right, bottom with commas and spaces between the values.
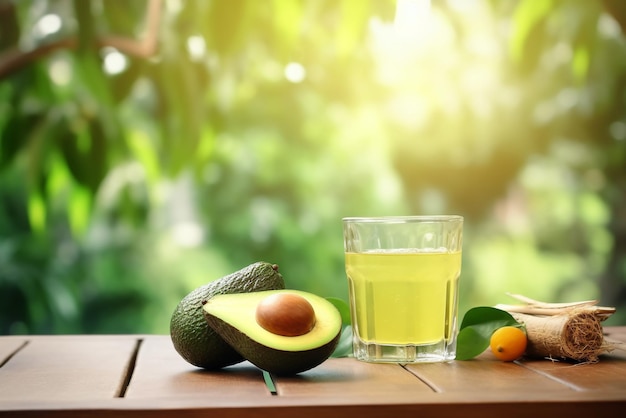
170, 262, 285, 369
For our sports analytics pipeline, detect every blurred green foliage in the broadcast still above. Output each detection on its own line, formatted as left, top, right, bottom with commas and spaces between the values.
1, 0, 625, 335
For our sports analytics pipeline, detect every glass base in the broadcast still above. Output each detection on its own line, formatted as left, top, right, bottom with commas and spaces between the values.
353, 338, 456, 363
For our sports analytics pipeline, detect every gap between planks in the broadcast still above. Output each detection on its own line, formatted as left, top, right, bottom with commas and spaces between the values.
116, 338, 144, 398
400, 364, 440, 393
0, 340, 29, 369
514, 360, 587, 392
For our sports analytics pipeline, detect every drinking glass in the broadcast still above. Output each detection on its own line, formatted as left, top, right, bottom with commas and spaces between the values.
343, 216, 463, 363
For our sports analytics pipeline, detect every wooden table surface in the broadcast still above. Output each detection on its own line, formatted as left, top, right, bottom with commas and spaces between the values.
1, 327, 625, 417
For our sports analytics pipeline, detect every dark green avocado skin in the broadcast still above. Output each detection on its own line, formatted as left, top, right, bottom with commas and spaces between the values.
170, 262, 285, 369
203, 311, 341, 375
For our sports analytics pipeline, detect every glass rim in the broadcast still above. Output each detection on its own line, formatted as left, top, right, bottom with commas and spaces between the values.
342, 215, 463, 223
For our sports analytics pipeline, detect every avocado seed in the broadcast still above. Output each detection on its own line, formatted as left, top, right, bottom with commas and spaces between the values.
255, 293, 316, 337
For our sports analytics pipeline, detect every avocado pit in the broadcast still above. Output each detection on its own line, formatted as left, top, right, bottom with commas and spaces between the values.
255, 293, 316, 337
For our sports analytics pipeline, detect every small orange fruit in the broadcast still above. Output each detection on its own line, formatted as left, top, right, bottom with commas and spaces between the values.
489, 326, 527, 361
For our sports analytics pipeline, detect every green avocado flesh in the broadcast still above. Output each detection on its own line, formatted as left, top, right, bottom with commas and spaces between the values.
169, 262, 285, 369
203, 290, 342, 375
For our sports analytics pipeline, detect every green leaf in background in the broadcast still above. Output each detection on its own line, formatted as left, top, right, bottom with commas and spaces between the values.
509, 0, 554, 62
331, 325, 353, 358
572, 45, 590, 83
27, 192, 46, 234
456, 307, 521, 361
326, 297, 351, 326
271, 0, 302, 59
326, 298, 353, 358
3, 0, 626, 337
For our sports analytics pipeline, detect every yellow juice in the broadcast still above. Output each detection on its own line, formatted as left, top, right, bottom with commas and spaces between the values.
345, 250, 461, 345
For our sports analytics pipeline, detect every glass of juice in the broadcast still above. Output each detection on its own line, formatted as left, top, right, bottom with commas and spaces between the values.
343, 216, 463, 363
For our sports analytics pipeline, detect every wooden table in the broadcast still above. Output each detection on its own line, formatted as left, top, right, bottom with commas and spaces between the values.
1, 327, 625, 417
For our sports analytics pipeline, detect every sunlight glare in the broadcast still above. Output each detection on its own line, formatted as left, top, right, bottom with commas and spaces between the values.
284, 62, 306, 83
103, 48, 128, 75
171, 221, 205, 248
35, 14, 62, 38
49, 58, 71, 86
598, 13, 622, 39
187, 35, 206, 61
394, 0, 431, 40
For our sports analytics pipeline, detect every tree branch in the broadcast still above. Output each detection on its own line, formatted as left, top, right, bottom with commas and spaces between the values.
100, 0, 162, 58
0, 0, 162, 80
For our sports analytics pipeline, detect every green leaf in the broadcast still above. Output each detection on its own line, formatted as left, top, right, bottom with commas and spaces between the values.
331, 325, 353, 358
338, 0, 370, 56
207, 0, 251, 57
572, 46, 590, 82
59, 118, 107, 193
456, 326, 487, 361
325, 297, 351, 325
460, 306, 518, 331
456, 307, 521, 361
1, 113, 39, 167
27, 192, 46, 234
128, 129, 160, 183
67, 185, 92, 236
271, 0, 302, 58
325, 298, 353, 358
509, 0, 554, 62
73, 0, 96, 52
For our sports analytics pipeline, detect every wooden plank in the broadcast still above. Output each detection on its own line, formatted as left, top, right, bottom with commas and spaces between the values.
1, 387, 624, 418
0, 330, 625, 417
604, 326, 626, 357
510, 325, 626, 392
273, 358, 433, 398
405, 326, 626, 394
404, 352, 569, 394
518, 356, 626, 391
0, 335, 138, 402
125, 335, 270, 399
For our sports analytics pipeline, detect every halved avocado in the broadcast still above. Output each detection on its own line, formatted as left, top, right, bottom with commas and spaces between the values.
170, 262, 285, 369
202, 289, 342, 375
